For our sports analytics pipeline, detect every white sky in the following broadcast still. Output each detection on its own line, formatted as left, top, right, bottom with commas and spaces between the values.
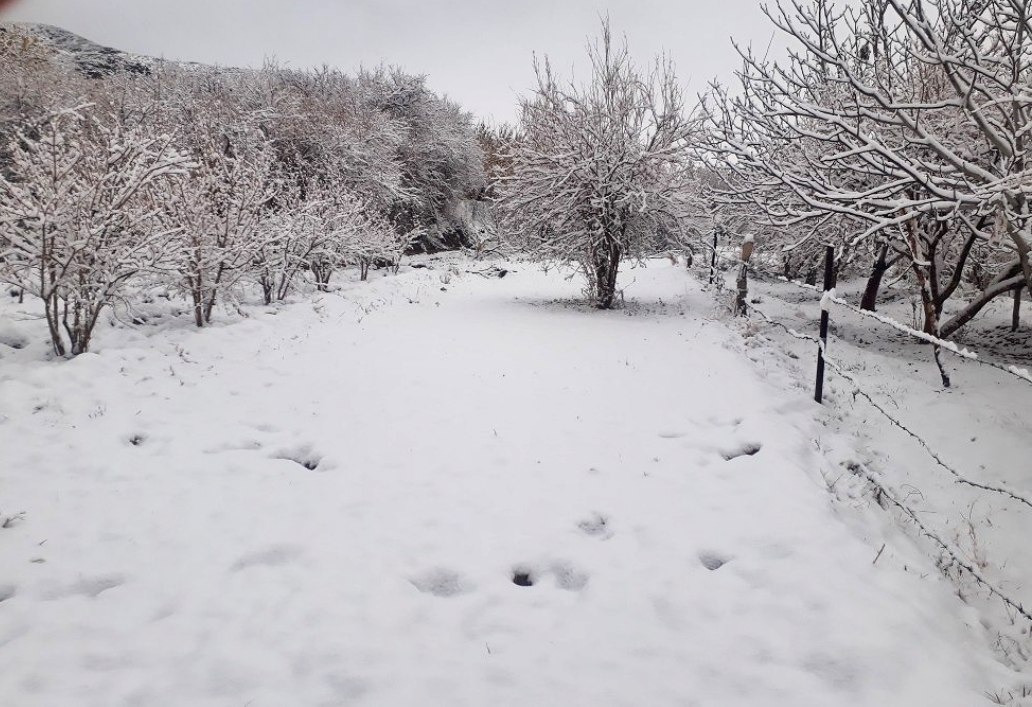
1, 0, 779, 124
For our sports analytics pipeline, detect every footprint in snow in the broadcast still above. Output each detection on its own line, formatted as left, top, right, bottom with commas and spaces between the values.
203, 438, 264, 454
720, 441, 762, 461
42, 574, 126, 600
273, 444, 322, 471
698, 552, 730, 571
231, 545, 304, 571
511, 562, 589, 590
577, 512, 613, 539
707, 416, 744, 428
550, 561, 590, 591
410, 567, 473, 597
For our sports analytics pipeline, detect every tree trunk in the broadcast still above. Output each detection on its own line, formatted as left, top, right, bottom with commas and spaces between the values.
939, 271, 1024, 337
191, 287, 204, 328
203, 264, 227, 324
860, 244, 889, 311
276, 271, 294, 301
915, 269, 938, 335
593, 239, 621, 309
1013, 288, 1022, 332
44, 292, 65, 356
67, 304, 100, 355
203, 291, 217, 324
311, 262, 332, 292
905, 221, 951, 387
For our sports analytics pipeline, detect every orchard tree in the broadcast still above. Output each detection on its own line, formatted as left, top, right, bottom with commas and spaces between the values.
305, 190, 418, 288
0, 106, 189, 355
164, 118, 277, 326
498, 22, 698, 308
254, 178, 329, 304
358, 67, 487, 250
703, 0, 1032, 335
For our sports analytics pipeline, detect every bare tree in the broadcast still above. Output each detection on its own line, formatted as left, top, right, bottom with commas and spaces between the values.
497, 22, 699, 308
1, 31, 488, 345
702, 0, 1032, 335
162, 114, 277, 327
0, 105, 188, 355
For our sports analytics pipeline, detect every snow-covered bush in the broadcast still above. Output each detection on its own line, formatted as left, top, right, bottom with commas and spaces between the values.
304, 190, 418, 288
1, 34, 488, 349
160, 119, 277, 326
0, 106, 189, 354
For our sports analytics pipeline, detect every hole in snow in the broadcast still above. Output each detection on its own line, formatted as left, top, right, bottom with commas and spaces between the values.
699, 552, 729, 571
128, 433, 146, 447
720, 442, 762, 461
511, 568, 535, 587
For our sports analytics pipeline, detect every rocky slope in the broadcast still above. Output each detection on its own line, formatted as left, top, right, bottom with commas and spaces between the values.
1, 22, 155, 78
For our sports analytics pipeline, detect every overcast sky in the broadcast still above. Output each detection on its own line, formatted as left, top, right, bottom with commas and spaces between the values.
1, 0, 778, 123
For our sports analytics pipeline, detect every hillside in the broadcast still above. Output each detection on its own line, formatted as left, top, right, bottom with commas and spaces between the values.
0, 23, 155, 78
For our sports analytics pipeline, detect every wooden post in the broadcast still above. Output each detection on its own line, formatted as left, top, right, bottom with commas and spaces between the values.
815, 245, 835, 404
709, 231, 718, 285
735, 234, 754, 316
1013, 287, 1022, 332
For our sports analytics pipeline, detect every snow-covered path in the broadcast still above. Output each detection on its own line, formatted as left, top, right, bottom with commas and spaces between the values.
0, 261, 1003, 705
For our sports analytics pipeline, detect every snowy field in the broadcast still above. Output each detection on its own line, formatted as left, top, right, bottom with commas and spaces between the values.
0, 258, 1026, 706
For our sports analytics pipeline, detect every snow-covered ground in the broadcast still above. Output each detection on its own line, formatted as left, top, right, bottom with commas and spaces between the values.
0, 259, 1024, 705
737, 268, 1032, 702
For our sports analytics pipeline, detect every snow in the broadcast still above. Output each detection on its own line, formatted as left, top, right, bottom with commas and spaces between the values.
0, 260, 1016, 705
820, 287, 836, 313
739, 271, 1032, 699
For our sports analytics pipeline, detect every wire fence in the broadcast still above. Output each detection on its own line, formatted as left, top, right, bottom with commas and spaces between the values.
704, 244, 1032, 387
701, 243, 1032, 624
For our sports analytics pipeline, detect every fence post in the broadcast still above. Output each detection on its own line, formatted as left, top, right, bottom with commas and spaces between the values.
709, 231, 718, 285
1013, 287, 1022, 332
735, 234, 754, 316
814, 245, 835, 404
